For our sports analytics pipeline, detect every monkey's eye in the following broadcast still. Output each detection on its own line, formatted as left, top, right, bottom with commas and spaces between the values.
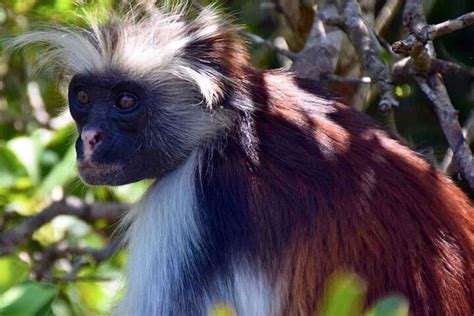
115, 93, 136, 110
77, 90, 90, 105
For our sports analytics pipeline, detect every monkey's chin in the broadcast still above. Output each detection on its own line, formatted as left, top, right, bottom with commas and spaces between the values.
78, 161, 126, 186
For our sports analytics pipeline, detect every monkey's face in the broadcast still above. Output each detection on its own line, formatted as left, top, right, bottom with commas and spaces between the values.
68, 72, 230, 186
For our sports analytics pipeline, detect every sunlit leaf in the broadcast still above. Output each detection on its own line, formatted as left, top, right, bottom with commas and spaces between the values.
7, 131, 48, 185
395, 85, 412, 98
32, 221, 61, 246
36, 144, 76, 198
210, 303, 237, 316
0, 144, 29, 188
51, 298, 73, 316
46, 124, 75, 151
367, 295, 410, 316
0, 256, 30, 294
0, 281, 58, 316
110, 180, 151, 203
317, 271, 366, 316
0, 8, 6, 24
77, 282, 108, 312
54, 0, 74, 10
12, 0, 37, 14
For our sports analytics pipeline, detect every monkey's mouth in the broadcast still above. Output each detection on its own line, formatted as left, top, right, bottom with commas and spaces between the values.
78, 160, 123, 185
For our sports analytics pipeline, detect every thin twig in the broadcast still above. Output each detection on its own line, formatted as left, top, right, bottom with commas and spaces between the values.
417, 75, 474, 187
375, 33, 399, 60
425, 11, 474, 41
62, 256, 88, 281
37, 240, 121, 282
191, 0, 296, 60
392, 57, 474, 83
0, 198, 128, 256
57, 276, 113, 282
374, 0, 403, 35
441, 111, 474, 172
237, 29, 297, 60
393, 11, 474, 54
324, 74, 372, 84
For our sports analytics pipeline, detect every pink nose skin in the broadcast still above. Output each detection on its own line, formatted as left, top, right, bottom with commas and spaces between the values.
81, 128, 103, 160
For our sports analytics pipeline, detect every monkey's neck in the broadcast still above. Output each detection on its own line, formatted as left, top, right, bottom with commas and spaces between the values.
117, 151, 202, 315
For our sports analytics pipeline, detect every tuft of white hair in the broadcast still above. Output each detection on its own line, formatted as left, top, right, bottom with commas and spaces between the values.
7, 1, 244, 108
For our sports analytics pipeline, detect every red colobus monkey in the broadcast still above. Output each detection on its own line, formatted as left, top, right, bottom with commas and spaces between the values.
11, 2, 473, 315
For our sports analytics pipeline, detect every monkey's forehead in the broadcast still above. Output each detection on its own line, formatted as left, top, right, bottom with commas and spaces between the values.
68, 71, 144, 88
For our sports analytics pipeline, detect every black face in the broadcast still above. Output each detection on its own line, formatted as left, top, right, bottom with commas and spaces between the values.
68, 72, 194, 185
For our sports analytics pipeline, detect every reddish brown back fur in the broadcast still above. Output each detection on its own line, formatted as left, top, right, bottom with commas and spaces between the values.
265, 73, 473, 315
200, 70, 473, 315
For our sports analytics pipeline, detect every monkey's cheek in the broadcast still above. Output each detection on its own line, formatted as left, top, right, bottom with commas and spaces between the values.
77, 161, 124, 186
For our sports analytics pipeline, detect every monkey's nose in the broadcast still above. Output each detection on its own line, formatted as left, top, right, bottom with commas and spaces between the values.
81, 128, 104, 159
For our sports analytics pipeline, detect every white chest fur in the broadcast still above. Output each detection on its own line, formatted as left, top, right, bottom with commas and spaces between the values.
115, 153, 201, 315
114, 152, 277, 315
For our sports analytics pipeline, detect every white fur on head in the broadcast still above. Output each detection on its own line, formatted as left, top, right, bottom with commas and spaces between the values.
8, 1, 246, 108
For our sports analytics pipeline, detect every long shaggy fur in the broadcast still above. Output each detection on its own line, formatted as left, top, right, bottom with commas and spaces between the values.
9, 2, 248, 109
10, 2, 474, 315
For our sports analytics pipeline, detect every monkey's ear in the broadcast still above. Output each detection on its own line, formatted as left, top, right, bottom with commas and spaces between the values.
180, 8, 250, 109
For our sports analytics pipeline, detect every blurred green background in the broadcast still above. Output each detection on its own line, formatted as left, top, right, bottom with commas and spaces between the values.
0, 0, 472, 315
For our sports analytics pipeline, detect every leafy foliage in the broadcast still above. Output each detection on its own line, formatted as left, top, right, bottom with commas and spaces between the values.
0, 0, 472, 314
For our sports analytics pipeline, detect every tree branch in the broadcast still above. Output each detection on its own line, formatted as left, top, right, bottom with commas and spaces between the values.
35, 240, 121, 282
326, 0, 399, 111
392, 11, 474, 55
441, 110, 474, 172
289, 4, 342, 81
374, 0, 403, 36
0, 198, 128, 256
417, 75, 474, 187
395, 0, 474, 189
392, 57, 474, 82
424, 11, 474, 41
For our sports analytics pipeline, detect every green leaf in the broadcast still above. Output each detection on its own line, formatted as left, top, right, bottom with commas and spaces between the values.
7, 134, 43, 185
0, 281, 58, 316
0, 256, 30, 294
395, 85, 412, 98
210, 303, 237, 316
369, 295, 409, 316
46, 124, 75, 152
11, 0, 38, 14
110, 180, 151, 203
65, 280, 114, 314
77, 282, 107, 312
36, 144, 76, 198
54, 0, 74, 10
0, 144, 29, 188
317, 271, 366, 316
